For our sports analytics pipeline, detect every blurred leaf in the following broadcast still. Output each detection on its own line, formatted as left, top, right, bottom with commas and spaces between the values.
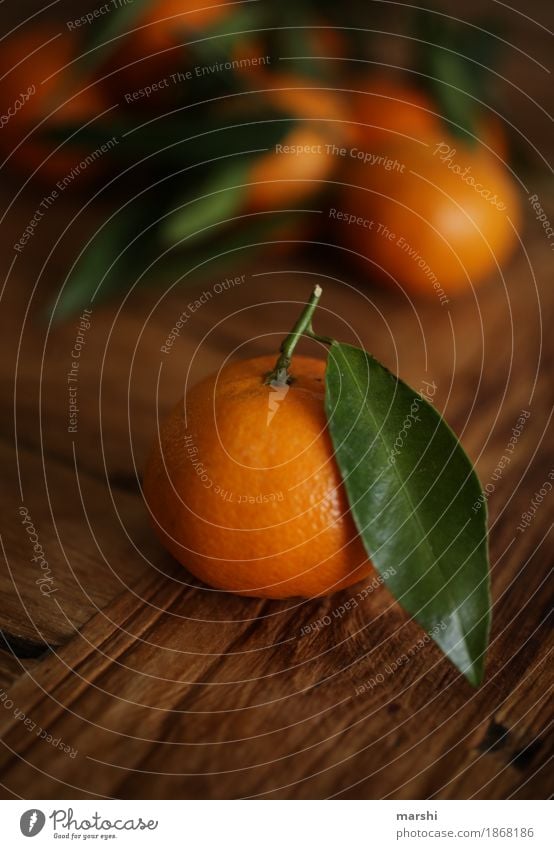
161, 158, 252, 246
158, 210, 310, 282
191, 6, 259, 63
426, 48, 477, 141
46, 106, 298, 316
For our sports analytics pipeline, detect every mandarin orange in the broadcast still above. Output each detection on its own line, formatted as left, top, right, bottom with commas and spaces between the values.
245, 74, 352, 210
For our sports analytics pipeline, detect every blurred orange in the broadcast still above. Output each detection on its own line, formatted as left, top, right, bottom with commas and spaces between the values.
337, 138, 520, 297
100, 0, 233, 100
0, 28, 107, 181
248, 126, 333, 210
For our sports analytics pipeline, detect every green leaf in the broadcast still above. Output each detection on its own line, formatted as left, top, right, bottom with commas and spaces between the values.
325, 342, 491, 686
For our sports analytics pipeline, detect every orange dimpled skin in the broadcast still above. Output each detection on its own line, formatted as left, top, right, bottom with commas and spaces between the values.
143, 355, 374, 598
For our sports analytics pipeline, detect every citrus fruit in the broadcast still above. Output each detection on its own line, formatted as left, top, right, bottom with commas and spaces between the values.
136, 0, 233, 50
336, 138, 520, 296
350, 76, 439, 146
143, 354, 373, 598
